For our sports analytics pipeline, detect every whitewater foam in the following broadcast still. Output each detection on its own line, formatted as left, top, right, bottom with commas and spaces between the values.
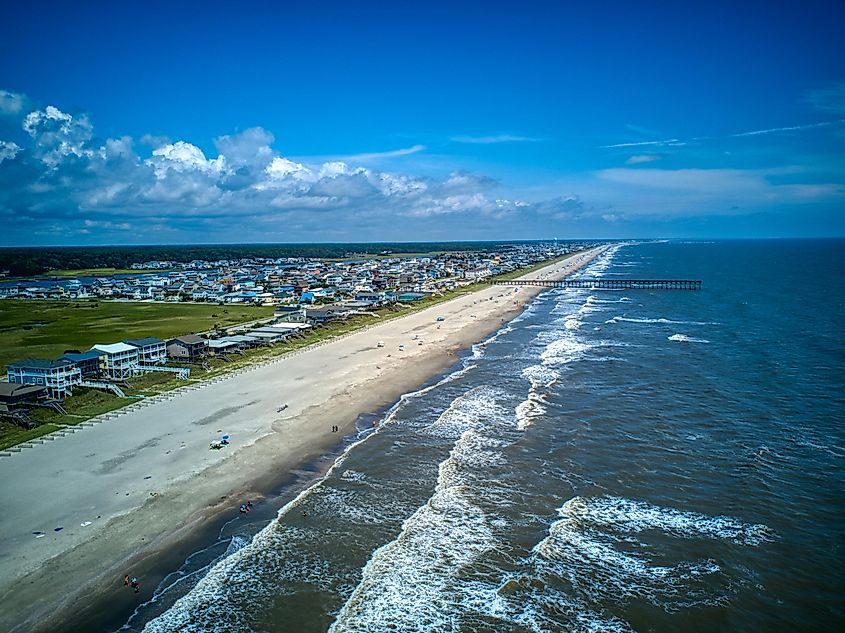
668, 333, 710, 344
526, 495, 773, 612
329, 430, 501, 633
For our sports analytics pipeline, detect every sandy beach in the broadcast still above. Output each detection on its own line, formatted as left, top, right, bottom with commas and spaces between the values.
0, 247, 605, 633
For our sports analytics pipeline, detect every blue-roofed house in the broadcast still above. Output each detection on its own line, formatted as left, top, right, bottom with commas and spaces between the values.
59, 350, 106, 379
7, 358, 82, 399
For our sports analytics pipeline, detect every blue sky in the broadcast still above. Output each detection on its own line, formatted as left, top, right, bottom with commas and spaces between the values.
1, 0, 843, 245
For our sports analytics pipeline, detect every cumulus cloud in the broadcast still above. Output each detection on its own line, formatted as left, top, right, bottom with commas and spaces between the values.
23, 105, 95, 166
0, 92, 550, 242
0, 140, 21, 163
213, 127, 275, 166
5, 89, 840, 243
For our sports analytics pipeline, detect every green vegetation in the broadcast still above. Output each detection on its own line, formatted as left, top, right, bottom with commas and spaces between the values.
0, 240, 589, 276
42, 267, 176, 278
0, 422, 63, 451
0, 300, 274, 369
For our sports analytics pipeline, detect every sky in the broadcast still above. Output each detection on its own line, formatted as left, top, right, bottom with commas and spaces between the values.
0, 0, 844, 245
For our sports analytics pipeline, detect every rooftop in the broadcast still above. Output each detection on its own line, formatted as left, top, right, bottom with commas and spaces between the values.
123, 337, 164, 347
169, 334, 207, 345
60, 350, 105, 362
0, 382, 47, 398
92, 342, 138, 354
7, 358, 75, 370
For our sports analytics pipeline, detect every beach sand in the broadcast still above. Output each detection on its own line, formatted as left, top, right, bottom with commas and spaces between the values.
0, 247, 605, 632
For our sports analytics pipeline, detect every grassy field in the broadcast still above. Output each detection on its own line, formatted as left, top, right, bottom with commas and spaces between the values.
3, 267, 177, 281
0, 300, 274, 369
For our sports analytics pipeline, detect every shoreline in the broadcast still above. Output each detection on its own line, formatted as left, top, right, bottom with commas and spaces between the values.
0, 247, 606, 633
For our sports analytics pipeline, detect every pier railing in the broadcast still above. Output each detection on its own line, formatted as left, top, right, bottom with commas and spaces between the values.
491, 279, 702, 290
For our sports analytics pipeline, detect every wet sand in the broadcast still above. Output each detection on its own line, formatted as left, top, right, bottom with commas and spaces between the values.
0, 247, 605, 633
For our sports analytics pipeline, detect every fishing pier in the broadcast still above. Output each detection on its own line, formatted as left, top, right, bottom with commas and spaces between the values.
492, 279, 702, 290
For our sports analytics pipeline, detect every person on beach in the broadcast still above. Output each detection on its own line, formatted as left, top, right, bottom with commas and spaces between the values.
123, 575, 129, 586
130, 577, 139, 594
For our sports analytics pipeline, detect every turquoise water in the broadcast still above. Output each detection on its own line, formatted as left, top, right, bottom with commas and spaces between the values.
121, 239, 844, 632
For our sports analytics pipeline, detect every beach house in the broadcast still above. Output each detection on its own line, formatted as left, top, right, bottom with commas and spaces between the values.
0, 382, 48, 409
124, 337, 167, 364
6, 358, 82, 399
59, 350, 106, 379
91, 343, 141, 380
166, 335, 208, 361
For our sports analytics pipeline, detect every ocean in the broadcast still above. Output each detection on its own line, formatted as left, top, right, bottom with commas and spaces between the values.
116, 239, 844, 632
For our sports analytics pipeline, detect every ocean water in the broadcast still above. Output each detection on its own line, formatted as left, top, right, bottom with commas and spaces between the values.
123, 239, 844, 632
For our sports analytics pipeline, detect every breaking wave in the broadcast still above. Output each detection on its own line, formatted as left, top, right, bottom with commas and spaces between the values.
668, 334, 710, 344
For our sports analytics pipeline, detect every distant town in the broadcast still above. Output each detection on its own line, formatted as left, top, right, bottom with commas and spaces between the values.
0, 241, 600, 421
0, 241, 598, 305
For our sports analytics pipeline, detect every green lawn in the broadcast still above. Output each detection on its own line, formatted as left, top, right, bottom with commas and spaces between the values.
0, 300, 274, 369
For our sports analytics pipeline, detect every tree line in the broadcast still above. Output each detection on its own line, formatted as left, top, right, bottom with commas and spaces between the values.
0, 241, 557, 276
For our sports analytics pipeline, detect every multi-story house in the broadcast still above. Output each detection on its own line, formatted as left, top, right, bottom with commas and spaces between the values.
7, 358, 82, 399
91, 343, 140, 379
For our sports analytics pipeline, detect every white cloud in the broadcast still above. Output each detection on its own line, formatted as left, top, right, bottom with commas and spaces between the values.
4, 88, 841, 243
264, 156, 313, 182
213, 127, 275, 166
148, 141, 226, 177
0, 140, 21, 163
625, 154, 660, 164
22, 104, 95, 166
451, 134, 540, 144
342, 144, 426, 160
319, 161, 362, 179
